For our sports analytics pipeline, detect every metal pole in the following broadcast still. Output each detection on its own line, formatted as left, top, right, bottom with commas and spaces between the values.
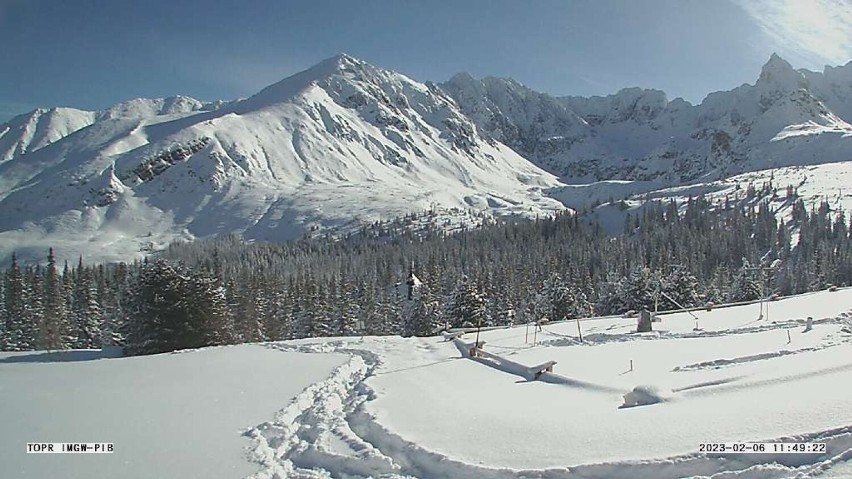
654, 285, 660, 317
659, 290, 699, 321
576, 317, 583, 343
475, 316, 482, 351
764, 271, 772, 321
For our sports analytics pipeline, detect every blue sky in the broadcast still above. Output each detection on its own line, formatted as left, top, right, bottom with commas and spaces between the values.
1, 0, 850, 121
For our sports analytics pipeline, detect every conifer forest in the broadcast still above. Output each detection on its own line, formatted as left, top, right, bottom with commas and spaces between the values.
2, 185, 851, 356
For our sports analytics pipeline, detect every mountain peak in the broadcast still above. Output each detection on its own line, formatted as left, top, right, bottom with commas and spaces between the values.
757, 53, 805, 90
313, 52, 364, 72
447, 72, 477, 85
233, 53, 378, 113
330, 52, 360, 65
312, 53, 376, 78
761, 53, 793, 74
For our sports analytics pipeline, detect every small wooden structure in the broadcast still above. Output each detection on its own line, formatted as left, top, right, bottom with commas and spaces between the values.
637, 309, 653, 332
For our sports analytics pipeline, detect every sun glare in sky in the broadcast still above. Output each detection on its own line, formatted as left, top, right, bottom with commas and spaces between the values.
734, 0, 852, 68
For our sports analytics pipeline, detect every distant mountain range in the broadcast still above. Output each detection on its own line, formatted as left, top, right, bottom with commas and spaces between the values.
0, 53, 850, 264
445, 53, 852, 183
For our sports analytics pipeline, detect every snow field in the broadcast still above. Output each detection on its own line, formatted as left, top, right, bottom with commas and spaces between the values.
0, 345, 345, 479
2, 289, 851, 478
363, 289, 852, 476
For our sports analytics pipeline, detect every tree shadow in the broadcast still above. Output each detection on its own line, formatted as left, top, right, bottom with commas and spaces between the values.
0, 348, 123, 364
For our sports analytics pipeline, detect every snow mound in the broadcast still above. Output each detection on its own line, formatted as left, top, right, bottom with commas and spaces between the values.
620, 385, 667, 408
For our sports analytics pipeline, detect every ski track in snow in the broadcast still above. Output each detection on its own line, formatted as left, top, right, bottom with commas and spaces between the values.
537, 314, 851, 350
671, 343, 844, 373
243, 309, 852, 479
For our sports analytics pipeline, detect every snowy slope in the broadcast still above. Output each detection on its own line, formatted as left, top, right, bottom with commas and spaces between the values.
445, 54, 852, 184
0, 96, 225, 197
548, 160, 852, 237
3, 289, 851, 478
0, 55, 564, 265
645, 162, 852, 225
0, 107, 97, 164
2, 53, 851, 265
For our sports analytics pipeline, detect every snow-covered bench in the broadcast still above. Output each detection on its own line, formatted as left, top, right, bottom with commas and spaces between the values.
528, 360, 557, 380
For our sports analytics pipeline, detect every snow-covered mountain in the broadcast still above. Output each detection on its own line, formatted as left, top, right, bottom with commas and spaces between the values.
0, 108, 96, 164
444, 54, 852, 184
0, 96, 226, 195
0, 54, 564, 264
0, 96, 224, 164
1, 53, 850, 265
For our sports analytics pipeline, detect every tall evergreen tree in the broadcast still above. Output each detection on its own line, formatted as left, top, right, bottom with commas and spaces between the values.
446, 276, 486, 329
124, 260, 222, 355
41, 248, 70, 350
3, 254, 38, 350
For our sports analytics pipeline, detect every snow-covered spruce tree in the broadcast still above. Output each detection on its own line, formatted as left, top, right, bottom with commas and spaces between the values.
570, 289, 593, 319
375, 293, 402, 336
124, 260, 176, 355
40, 248, 70, 351
186, 269, 232, 346
293, 276, 332, 338
446, 276, 486, 329
2, 255, 40, 351
412, 284, 442, 336
400, 270, 422, 337
264, 284, 294, 341
227, 274, 266, 343
98, 262, 129, 348
291, 283, 311, 339
659, 266, 700, 310
594, 274, 626, 316
401, 274, 441, 337
618, 266, 658, 313
703, 267, 729, 305
357, 285, 380, 335
530, 280, 554, 323
544, 273, 585, 321
26, 266, 45, 350
488, 285, 516, 326
331, 277, 360, 337
70, 258, 103, 349
310, 281, 334, 337
123, 260, 222, 356
729, 260, 763, 302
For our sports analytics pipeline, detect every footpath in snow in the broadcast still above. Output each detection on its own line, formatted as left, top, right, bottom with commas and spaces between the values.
254, 289, 852, 478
